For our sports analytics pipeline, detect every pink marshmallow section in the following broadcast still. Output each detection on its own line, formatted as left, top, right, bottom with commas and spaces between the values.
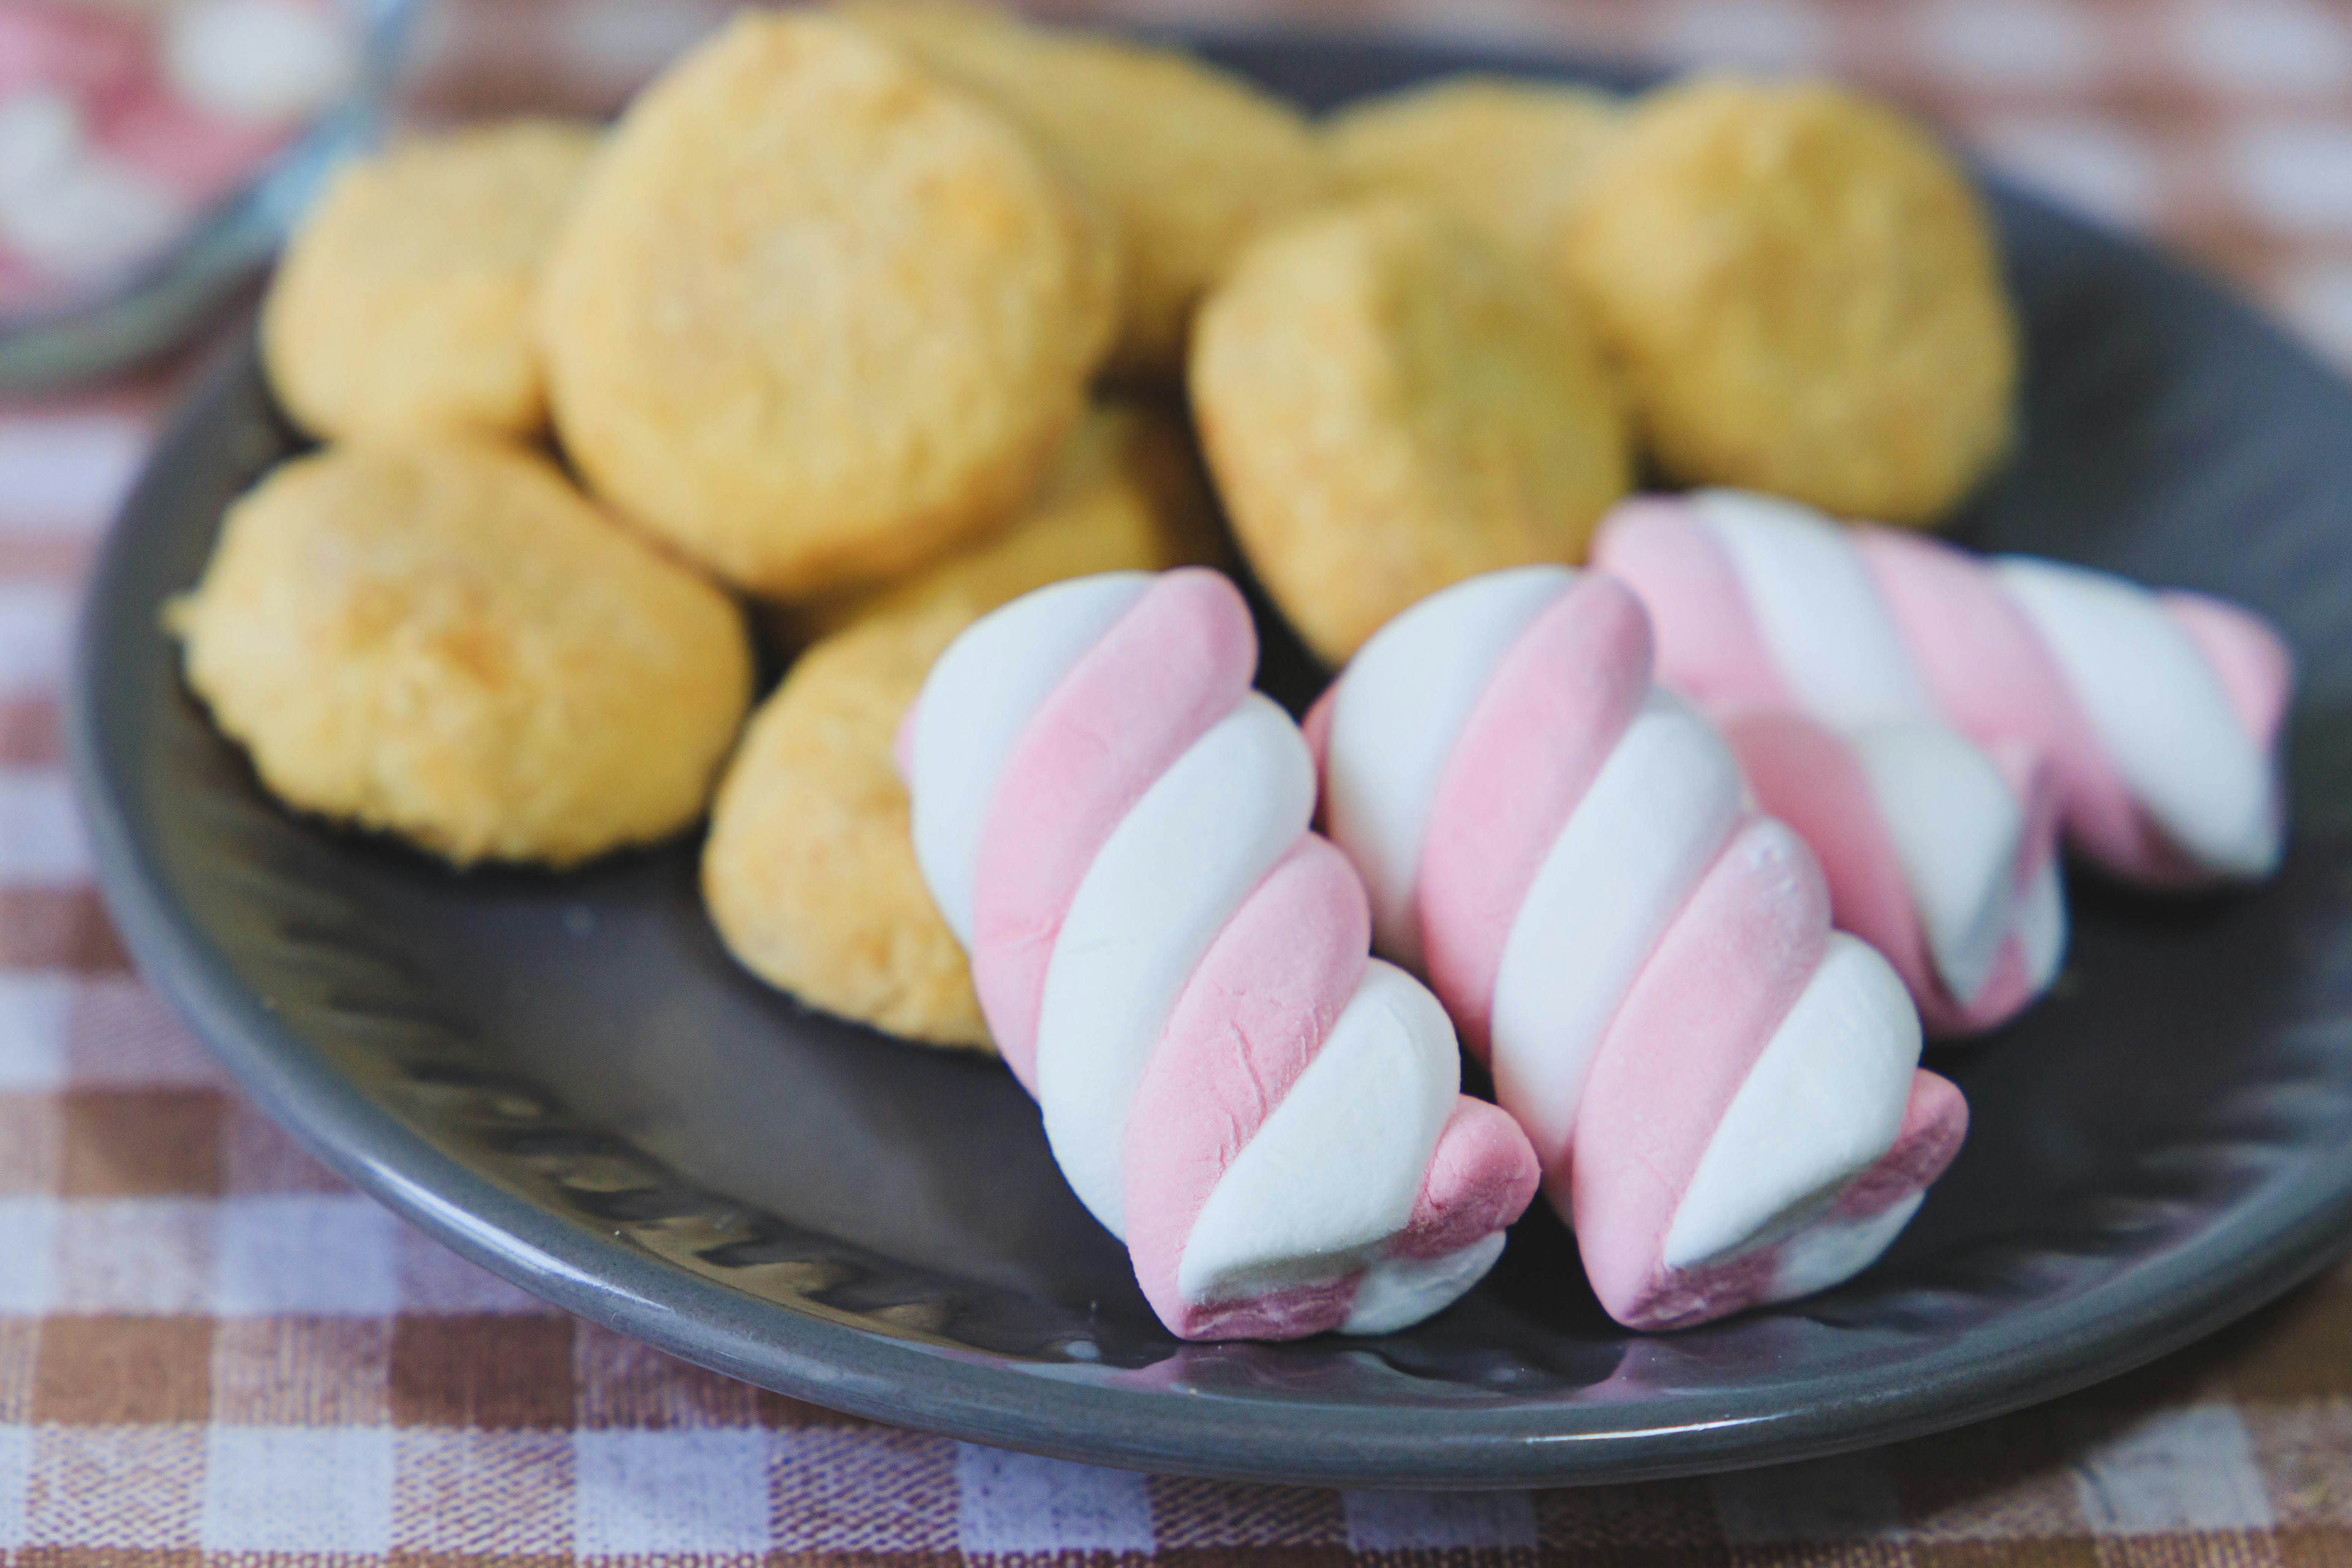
971, 571, 1257, 1087
1415, 575, 1653, 1055
903, 568, 1539, 1342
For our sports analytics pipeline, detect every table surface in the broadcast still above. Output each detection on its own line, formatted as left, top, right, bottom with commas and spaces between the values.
12, 0, 2352, 1561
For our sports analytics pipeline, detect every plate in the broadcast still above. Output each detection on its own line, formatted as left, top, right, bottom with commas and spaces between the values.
67, 31, 2352, 1489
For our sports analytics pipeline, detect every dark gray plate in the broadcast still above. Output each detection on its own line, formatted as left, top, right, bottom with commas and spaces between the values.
66, 32, 2352, 1490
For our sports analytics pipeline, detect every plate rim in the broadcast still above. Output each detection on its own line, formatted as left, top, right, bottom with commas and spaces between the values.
64, 31, 2352, 1489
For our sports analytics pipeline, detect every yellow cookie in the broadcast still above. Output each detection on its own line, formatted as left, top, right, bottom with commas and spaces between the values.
539, 12, 1117, 599
1326, 74, 1621, 265
1562, 74, 2019, 526
710, 399, 1222, 1047
1191, 197, 1632, 666
842, 0, 1327, 380
262, 119, 600, 442
703, 605, 990, 1051
783, 399, 1221, 644
170, 439, 752, 869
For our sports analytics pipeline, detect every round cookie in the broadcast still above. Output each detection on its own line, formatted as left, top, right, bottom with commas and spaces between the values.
261, 119, 600, 441
169, 439, 752, 868
1191, 196, 1632, 666
1561, 74, 2019, 527
842, 0, 1326, 381
703, 605, 992, 1051
784, 399, 1220, 643
539, 11, 1117, 599
1325, 74, 1621, 265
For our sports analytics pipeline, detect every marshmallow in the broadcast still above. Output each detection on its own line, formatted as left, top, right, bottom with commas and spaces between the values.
1313, 567, 1966, 1330
903, 569, 1540, 1341
1594, 489, 2296, 888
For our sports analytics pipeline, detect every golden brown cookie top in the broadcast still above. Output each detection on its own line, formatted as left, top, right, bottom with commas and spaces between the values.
842, 0, 1327, 380
1193, 196, 1632, 665
170, 438, 751, 868
1563, 74, 2018, 525
538, 10, 1115, 598
262, 118, 601, 441
1325, 74, 1621, 265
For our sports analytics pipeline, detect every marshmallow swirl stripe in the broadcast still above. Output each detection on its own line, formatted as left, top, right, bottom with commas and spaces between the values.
1593, 489, 2297, 888
903, 569, 1540, 1342
1312, 567, 1967, 1330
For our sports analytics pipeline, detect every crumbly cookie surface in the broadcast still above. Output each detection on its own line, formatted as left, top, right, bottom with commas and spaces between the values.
704, 605, 992, 1050
843, 0, 1325, 380
539, 11, 1115, 598
1563, 75, 2018, 526
1326, 74, 1621, 265
784, 399, 1220, 643
170, 439, 752, 868
1191, 197, 1632, 665
261, 119, 600, 442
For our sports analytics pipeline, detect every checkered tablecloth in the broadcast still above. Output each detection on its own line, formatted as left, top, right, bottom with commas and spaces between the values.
11, 0, 2352, 1559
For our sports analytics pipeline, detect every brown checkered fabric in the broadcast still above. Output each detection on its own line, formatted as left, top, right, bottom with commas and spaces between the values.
9, 1, 2352, 1558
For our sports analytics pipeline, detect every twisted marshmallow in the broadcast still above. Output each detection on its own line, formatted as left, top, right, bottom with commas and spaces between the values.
903, 569, 1540, 1341
1310, 567, 1967, 1330
1594, 490, 2295, 889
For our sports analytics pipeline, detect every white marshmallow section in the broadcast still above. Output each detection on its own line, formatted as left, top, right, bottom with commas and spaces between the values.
1177, 960, 1457, 1308
908, 573, 1150, 946
1321, 567, 1572, 968
1694, 489, 1939, 729
1848, 721, 2027, 1006
1486, 691, 1746, 1161
1663, 930, 1921, 1271
1996, 556, 2280, 878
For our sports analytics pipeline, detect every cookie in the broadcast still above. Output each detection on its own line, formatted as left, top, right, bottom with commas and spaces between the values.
1561, 75, 2019, 526
169, 439, 752, 868
260, 119, 600, 440
708, 399, 1221, 1048
1190, 197, 1632, 665
785, 399, 1221, 643
538, 11, 1116, 598
703, 604, 992, 1051
842, 0, 1326, 380
1325, 74, 1620, 265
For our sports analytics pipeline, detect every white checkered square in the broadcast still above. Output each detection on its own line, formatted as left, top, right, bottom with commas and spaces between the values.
1914, 0, 2101, 88
51, 1197, 213, 1313
2173, 0, 2352, 96
2074, 1404, 2278, 1533
1651, 0, 1834, 70
0, 1423, 29, 1550
0, 770, 86, 887
0, 584, 69, 701
1344, 1489, 1537, 1551
2233, 124, 2352, 232
396, 1224, 561, 1314
200, 1426, 396, 1553
0, 413, 148, 534
956, 1444, 1155, 1555
0, 1199, 55, 1314
0, 974, 70, 1090
212, 1194, 399, 1316
1973, 116, 2163, 232
573, 1429, 773, 1556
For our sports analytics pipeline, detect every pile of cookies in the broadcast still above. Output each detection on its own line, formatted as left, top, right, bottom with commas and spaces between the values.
172, 13, 2021, 1060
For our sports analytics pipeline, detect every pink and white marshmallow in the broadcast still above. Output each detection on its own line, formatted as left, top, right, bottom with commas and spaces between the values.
901, 568, 1541, 1341
1310, 566, 1967, 1331
1594, 489, 2296, 889
1716, 709, 2065, 1035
